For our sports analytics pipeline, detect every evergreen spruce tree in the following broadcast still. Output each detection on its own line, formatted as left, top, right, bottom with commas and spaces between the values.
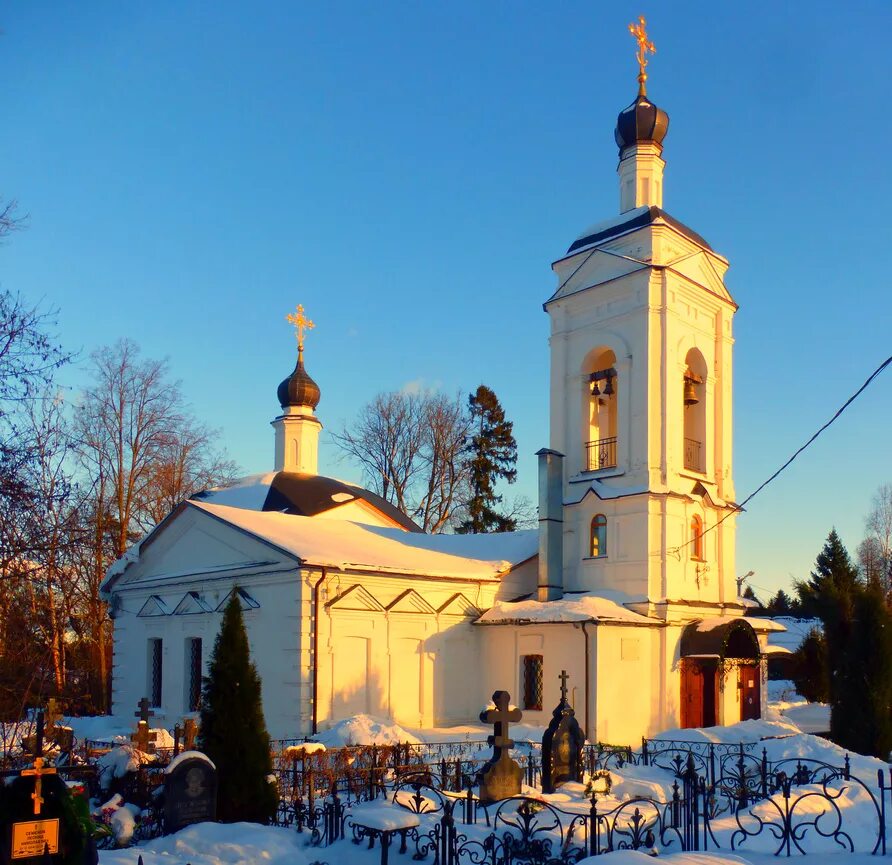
791, 630, 830, 703
199, 589, 278, 823
456, 385, 518, 534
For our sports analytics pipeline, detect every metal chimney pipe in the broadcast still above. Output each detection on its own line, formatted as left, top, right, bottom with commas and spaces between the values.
536, 448, 564, 602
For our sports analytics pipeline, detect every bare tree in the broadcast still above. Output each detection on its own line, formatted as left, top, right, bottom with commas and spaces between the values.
333, 390, 471, 532
864, 483, 892, 595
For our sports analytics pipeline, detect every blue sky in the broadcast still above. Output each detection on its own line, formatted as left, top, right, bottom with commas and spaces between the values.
1, 2, 890, 599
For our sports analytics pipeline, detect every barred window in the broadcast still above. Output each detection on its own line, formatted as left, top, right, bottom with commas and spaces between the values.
186, 638, 202, 712
521, 655, 543, 711
148, 638, 163, 707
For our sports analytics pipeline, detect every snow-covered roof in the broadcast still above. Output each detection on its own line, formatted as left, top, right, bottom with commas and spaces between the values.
763, 616, 822, 652
193, 471, 421, 532
192, 501, 537, 579
475, 591, 656, 626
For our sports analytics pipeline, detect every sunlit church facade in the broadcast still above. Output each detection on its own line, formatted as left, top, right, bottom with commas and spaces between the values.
102, 34, 782, 743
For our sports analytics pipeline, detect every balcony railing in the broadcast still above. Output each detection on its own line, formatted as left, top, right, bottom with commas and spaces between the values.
586, 436, 617, 472
684, 438, 703, 472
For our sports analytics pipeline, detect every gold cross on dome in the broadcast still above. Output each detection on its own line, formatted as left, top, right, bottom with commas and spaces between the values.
286, 304, 315, 352
628, 15, 656, 96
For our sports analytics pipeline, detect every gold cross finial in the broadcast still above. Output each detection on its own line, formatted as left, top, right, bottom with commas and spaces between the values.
628, 15, 656, 96
21, 756, 57, 816
286, 304, 315, 354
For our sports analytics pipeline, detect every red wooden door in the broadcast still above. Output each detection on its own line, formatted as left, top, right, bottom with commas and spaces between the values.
739, 665, 761, 721
681, 663, 704, 728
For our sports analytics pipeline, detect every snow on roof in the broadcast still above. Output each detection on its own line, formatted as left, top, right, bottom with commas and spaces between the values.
476, 591, 655, 626
196, 473, 276, 510
764, 617, 822, 652
191, 501, 537, 579
570, 206, 649, 246
746, 617, 788, 633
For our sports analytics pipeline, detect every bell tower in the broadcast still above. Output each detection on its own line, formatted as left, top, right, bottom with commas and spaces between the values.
272, 305, 323, 474
543, 18, 740, 621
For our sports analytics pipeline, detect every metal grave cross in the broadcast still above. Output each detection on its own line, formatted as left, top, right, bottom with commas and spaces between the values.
558, 670, 570, 703
21, 756, 57, 816
481, 691, 522, 761
134, 697, 155, 725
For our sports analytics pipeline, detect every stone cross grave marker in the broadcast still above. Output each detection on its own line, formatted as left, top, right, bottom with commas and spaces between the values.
541, 670, 584, 793
182, 718, 198, 751
477, 691, 524, 803
131, 697, 158, 754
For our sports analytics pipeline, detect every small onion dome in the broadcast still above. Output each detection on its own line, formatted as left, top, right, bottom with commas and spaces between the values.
277, 350, 321, 410
614, 94, 669, 154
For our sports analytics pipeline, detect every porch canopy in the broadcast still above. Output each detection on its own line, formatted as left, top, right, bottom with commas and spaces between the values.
680, 616, 760, 661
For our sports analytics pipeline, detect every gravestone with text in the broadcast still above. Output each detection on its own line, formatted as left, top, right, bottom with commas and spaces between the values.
541, 670, 584, 793
162, 755, 218, 835
0, 712, 95, 865
477, 691, 524, 803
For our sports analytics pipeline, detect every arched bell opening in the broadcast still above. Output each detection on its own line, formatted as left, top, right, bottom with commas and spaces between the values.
582, 347, 618, 472
682, 348, 707, 473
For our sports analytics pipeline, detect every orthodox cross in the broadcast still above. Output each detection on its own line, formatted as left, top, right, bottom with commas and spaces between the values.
132, 698, 157, 753
45, 698, 62, 731
183, 717, 198, 750
628, 15, 656, 96
558, 670, 570, 703
134, 697, 154, 725
21, 757, 57, 816
481, 691, 522, 761
286, 304, 315, 353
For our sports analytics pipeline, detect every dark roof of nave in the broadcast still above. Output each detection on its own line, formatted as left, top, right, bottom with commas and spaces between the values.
566, 206, 713, 257
193, 471, 423, 533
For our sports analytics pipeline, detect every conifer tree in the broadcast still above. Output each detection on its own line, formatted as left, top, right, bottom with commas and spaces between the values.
457, 385, 518, 534
198, 589, 278, 823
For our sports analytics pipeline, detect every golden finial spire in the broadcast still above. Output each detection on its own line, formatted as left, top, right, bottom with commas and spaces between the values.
628, 15, 656, 97
286, 304, 315, 355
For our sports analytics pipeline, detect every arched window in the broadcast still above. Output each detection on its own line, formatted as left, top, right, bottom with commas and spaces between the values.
590, 514, 608, 558
691, 514, 704, 560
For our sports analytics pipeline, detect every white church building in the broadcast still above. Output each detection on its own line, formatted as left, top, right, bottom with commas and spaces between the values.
101, 56, 784, 745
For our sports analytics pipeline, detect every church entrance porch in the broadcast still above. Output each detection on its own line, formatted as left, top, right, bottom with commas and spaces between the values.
678, 617, 762, 729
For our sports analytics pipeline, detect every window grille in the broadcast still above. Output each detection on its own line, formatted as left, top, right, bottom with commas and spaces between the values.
149, 638, 163, 707
187, 638, 202, 711
522, 655, 543, 710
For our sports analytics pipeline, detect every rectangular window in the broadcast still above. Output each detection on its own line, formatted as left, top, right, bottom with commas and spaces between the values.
521, 654, 543, 711
186, 638, 202, 712
148, 638, 163, 707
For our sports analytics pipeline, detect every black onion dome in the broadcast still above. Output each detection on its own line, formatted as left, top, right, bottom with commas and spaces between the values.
277, 351, 321, 410
614, 94, 669, 154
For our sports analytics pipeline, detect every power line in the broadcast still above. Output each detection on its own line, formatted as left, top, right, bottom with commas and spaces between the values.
670, 353, 892, 557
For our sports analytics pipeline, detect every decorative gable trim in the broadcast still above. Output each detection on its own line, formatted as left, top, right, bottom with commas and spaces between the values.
173, 591, 213, 615
437, 593, 482, 618
137, 595, 170, 617
326, 584, 384, 612
215, 587, 261, 612
385, 589, 436, 615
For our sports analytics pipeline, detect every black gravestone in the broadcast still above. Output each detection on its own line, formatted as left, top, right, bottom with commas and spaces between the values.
163, 756, 218, 834
541, 670, 584, 794
0, 772, 95, 865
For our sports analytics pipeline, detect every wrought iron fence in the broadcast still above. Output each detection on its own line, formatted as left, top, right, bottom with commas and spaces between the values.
586, 436, 617, 471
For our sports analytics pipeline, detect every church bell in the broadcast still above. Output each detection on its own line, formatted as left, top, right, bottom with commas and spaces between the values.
683, 377, 699, 406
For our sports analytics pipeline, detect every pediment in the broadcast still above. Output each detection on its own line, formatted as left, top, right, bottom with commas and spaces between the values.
669, 250, 733, 304
173, 591, 213, 615
385, 589, 435, 614
437, 593, 482, 618
326, 584, 384, 612
216, 587, 261, 611
137, 595, 170, 617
